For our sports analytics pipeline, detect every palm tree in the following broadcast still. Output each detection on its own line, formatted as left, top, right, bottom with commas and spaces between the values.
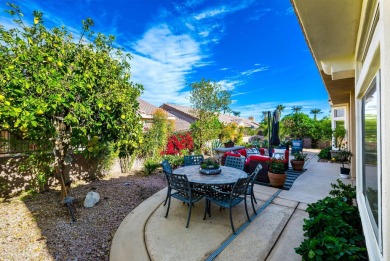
262, 111, 268, 122
276, 104, 286, 118
232, 111, 241, 117
310, 108, 323, 120
292, 106, 303, 114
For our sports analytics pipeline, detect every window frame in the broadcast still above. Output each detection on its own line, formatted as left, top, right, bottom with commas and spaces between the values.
361, 71, 382, 251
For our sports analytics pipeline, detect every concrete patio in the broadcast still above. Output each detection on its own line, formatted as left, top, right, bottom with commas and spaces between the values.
110, 149, 353, 261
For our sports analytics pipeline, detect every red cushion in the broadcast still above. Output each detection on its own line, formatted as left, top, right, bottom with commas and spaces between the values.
223, 152, 241, 157
248, 155, 270, 162
237, 149, 247, 157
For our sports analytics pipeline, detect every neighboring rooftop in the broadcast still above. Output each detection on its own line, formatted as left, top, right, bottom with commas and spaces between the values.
160, 103, 259, 131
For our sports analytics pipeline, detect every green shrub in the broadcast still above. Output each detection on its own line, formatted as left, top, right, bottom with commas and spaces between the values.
318, 147, 332, 160
295, 181, 367, 260
161, 155, 183, 169
143, 158, 161, 176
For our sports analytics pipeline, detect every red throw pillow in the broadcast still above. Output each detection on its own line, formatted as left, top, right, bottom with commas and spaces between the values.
237, 149, 247, 157
248, 155, 270, 162
223, 151, 241, 157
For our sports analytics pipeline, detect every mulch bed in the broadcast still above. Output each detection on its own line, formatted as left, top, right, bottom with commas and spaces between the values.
0, 172, 167, 261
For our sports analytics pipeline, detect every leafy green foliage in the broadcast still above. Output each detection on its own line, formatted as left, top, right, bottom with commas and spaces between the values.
201, 159, 219, 169
0, 4, 143, 198
143, 158, 160, 176
281, 113, 313, 139
295, 181, 367, 260
329, 179, 356, 206
318, 147, 332, 160
189, 79, 231, 152
292, 152, 308, 161
268, 158, 285, 174
141, 109, 173, 158
161, 154, 184, 169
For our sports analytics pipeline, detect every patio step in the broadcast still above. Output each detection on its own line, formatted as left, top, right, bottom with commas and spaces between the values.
214, 198, 300, 260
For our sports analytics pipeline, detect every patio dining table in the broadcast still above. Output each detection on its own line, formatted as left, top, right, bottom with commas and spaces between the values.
173, 165, 247, 186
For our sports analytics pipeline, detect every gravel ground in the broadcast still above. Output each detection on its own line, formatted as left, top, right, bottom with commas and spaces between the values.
0, 172, 167, 261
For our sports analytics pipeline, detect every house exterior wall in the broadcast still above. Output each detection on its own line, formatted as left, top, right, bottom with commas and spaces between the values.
354, 0, 388, 259
379, 0, 390, 258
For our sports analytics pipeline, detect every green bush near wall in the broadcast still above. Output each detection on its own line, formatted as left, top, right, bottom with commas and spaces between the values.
295, 180, 368, 260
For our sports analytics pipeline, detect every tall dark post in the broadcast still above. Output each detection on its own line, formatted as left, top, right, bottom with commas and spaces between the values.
268, 111, 271, 156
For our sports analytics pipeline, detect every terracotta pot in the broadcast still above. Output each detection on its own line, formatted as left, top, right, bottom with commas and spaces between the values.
290, 160, 304, 171
268, 171, 287, 188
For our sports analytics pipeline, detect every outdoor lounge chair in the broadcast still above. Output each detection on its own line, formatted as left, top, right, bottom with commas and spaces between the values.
203, 173, 253, 234
165, 173, 205, 228
291, 140, 303, 154
224, 155, 245, 170
183, 154, 204, 166
161, 160, 173, 206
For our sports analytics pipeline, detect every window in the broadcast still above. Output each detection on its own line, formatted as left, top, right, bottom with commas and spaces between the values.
362, 73, 382, 249
331, 106, 347, 150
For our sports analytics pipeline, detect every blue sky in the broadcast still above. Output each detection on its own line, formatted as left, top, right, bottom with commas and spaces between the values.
0, 0, 330, 120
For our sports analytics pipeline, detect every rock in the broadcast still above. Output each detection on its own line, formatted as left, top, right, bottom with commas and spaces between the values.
84, 191, 100, 208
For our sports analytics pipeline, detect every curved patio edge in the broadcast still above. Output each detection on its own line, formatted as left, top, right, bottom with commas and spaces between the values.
110, 187, 167, 261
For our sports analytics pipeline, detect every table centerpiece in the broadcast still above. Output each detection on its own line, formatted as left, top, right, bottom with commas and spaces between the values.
199, 159, 221, 175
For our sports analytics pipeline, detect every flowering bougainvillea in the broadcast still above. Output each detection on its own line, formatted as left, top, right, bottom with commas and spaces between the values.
162, 132, 194, 155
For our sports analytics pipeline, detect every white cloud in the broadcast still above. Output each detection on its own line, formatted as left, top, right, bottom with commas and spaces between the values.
285, 7, 295, 15
240, 66, 269, 76
194, 6, 229, 20
130, 25, 203, 106
216, 80, 242, 91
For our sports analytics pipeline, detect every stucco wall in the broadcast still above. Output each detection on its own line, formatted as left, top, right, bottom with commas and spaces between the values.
0, 154, 113, 198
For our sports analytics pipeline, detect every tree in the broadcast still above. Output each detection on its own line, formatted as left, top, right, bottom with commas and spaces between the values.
189, 79, 231, 152
142, 109, 173, 159
310, 108, 323, 120
0, 4, 143, 199
262, 111, 269, 122
282, 113, 313, 139
232, 111, 241, 117
292, 106, 303, 114
276, 104, 286, 115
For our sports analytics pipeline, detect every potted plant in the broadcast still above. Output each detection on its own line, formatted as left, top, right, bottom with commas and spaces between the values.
330, 125, 346, 158
223, 140, 235, 148
200, 159, 221, 175
290, 152, 308, 171
267, 158, 287, 188
335, 147, 353, 178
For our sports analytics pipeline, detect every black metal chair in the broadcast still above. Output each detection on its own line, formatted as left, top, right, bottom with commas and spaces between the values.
165, 173, 205, 228
183, 154, 204, 166
224, 155, 245, 170
246, 163, 262, 215
203, 174, 253, 234
161, 160, 173, 206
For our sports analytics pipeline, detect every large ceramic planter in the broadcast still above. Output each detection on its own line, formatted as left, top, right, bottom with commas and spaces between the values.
290, 160, 304, 171
268, 171, 287, 188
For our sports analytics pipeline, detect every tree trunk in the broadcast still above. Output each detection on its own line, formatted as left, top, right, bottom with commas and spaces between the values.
53, 119, 73, 201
